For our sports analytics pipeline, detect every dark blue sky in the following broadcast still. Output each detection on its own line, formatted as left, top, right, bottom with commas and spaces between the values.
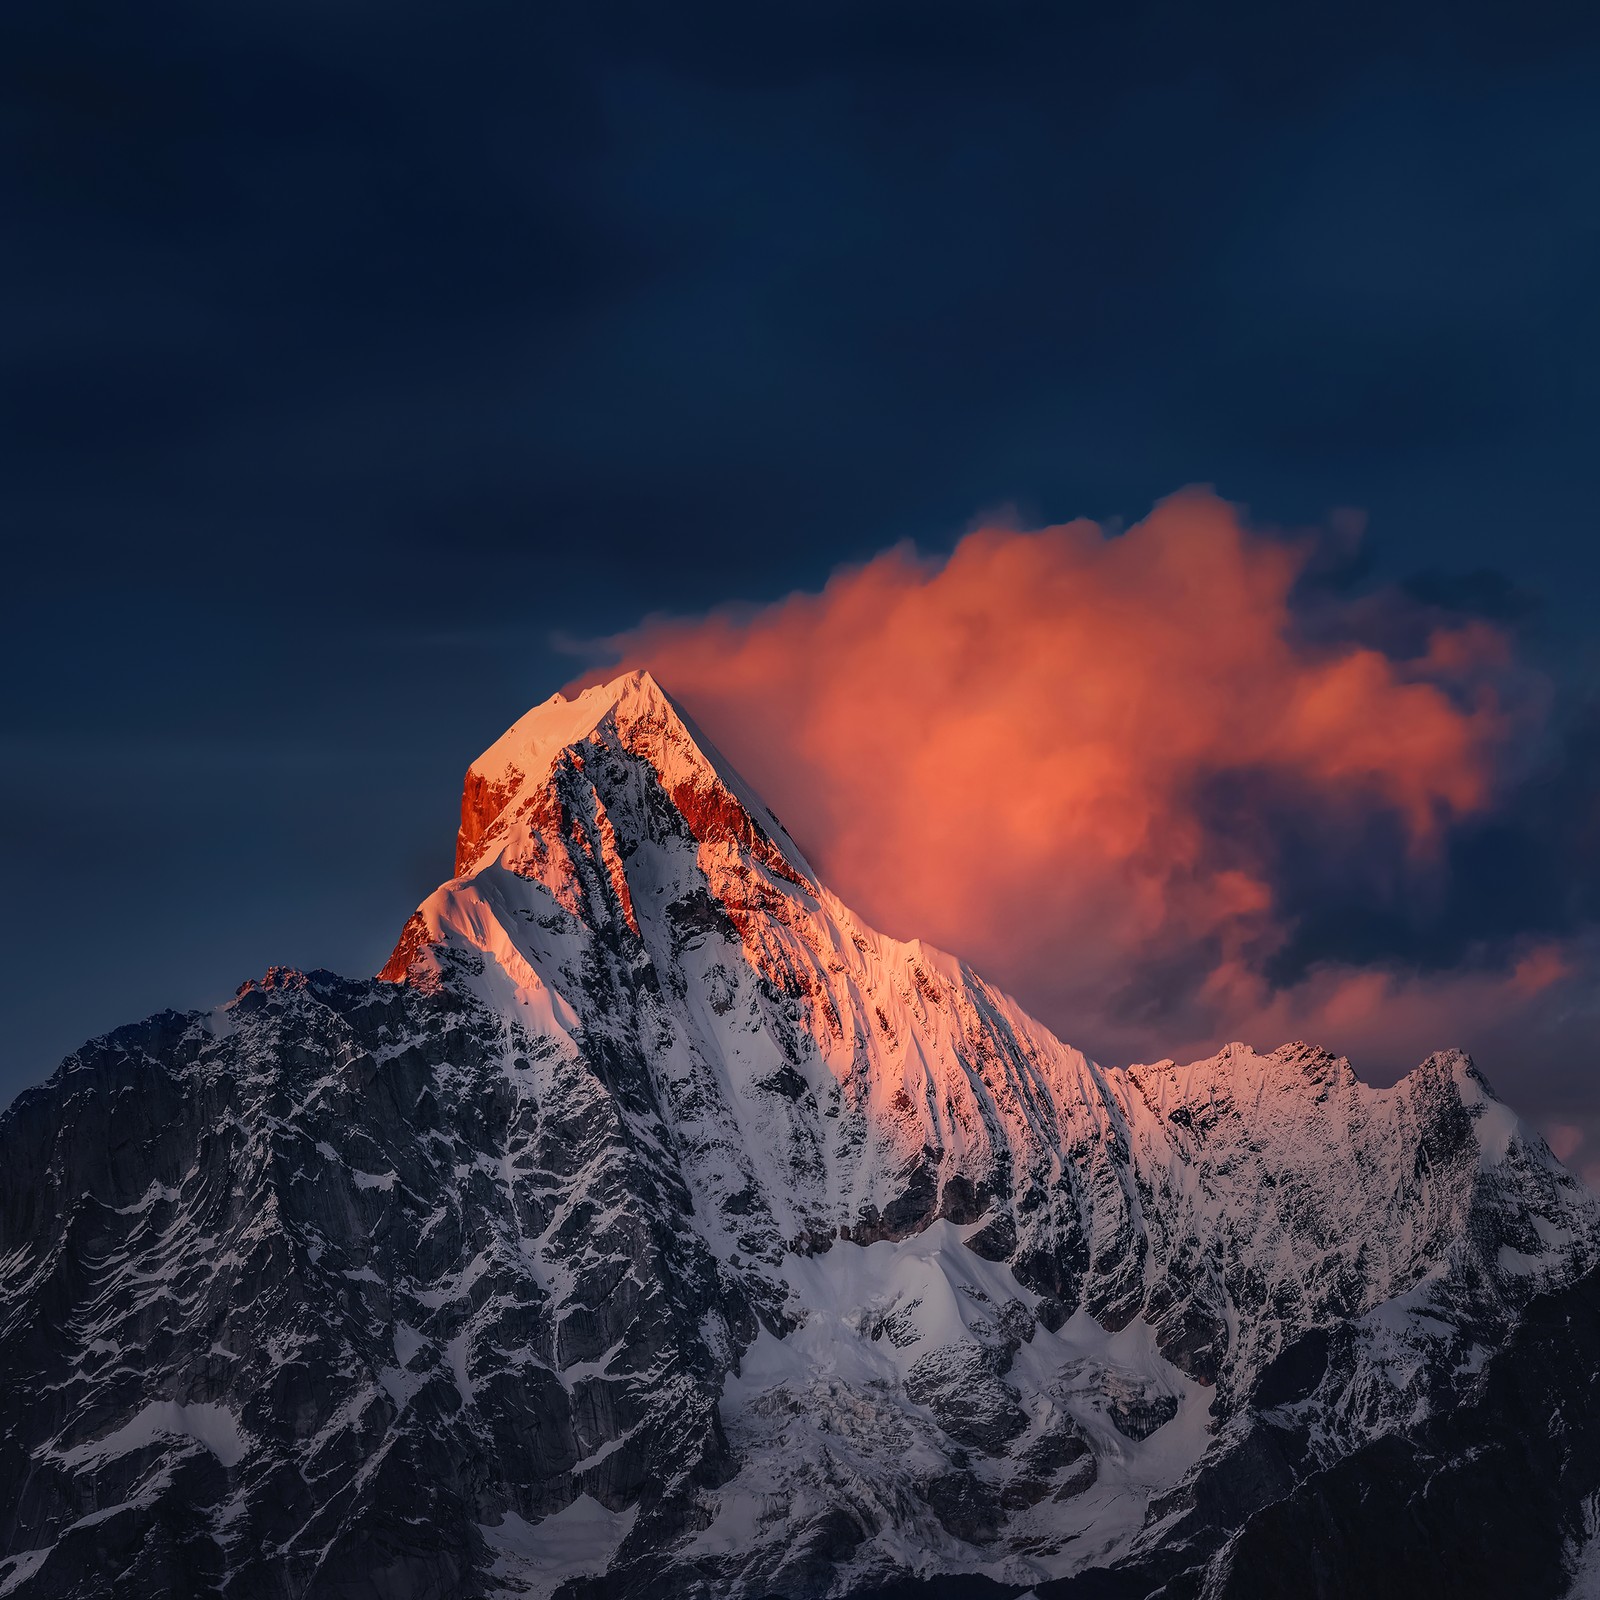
4, 1, 1599, 1105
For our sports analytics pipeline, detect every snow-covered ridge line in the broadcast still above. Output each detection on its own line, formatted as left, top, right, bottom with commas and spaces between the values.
0, 667, 1594, 1600
386, 667, 1592, 1369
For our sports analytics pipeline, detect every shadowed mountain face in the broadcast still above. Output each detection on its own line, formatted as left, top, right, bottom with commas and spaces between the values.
2, 670, 1597, 1599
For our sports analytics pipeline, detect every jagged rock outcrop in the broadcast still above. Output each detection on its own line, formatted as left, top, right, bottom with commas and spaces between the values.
1, 670, 1596, 1599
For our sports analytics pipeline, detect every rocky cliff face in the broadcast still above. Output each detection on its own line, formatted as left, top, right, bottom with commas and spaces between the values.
1, 670, 1596, 1600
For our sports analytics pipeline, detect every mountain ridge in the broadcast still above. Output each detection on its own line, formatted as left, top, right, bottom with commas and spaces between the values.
1, 670, 1595, 1599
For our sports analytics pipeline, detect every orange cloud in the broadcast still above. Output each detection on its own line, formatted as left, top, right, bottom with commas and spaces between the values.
1205, 939, 1576, 1086
585, 488, 1541, 1070
1547, 1123, 1584, 1164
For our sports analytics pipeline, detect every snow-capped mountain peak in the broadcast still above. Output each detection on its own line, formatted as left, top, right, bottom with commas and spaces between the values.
2, 671, 1597, 1599
380, 674, 1596, 1421
447, 668, 814, 883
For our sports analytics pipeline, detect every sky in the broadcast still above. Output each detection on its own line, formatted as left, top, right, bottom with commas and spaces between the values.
3, 3, 1599, 1161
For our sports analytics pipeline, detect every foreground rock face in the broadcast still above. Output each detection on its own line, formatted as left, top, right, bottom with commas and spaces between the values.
1, 670, 1597, 1599
0, 969, 741, 1599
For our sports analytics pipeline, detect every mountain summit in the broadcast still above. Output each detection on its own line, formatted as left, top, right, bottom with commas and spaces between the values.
2, 672, 1599, 1599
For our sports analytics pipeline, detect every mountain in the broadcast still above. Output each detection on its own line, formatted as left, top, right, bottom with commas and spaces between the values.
2, 668, 1597, 1600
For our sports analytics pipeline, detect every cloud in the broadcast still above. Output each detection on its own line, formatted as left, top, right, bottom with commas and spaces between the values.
584, 488, 1584, 1090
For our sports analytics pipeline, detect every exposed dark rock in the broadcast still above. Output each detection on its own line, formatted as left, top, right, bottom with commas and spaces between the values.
1203, 1264, 1600, 1600
917, 1472, 1005, 1545
1251, 1326, 1331, 1410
